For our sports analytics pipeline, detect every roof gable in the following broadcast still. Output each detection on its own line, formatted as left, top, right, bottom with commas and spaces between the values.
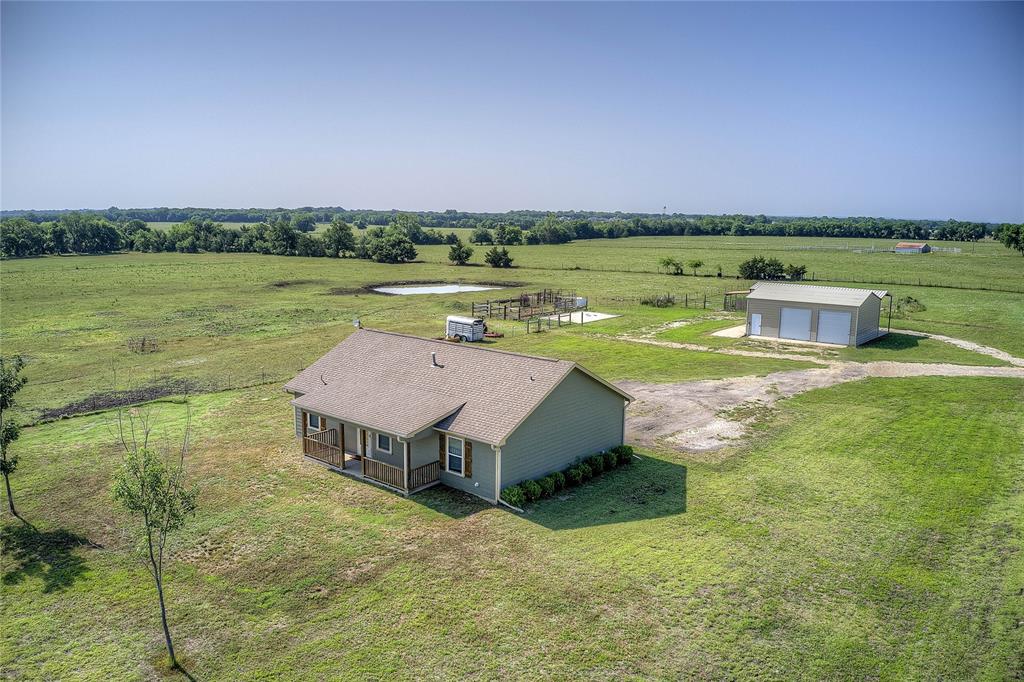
285, 329, 629, 445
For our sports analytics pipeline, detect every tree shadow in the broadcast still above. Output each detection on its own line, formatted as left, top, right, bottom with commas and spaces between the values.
1, 523, 95, 593
521, 456, 687, 530
413, 486, 492, 519
861, 332, 922, 351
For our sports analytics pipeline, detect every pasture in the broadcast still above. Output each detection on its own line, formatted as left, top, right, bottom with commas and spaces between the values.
1, 236, 1022, 680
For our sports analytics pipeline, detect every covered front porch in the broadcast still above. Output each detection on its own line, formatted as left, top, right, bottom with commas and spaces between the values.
302, 428, 441, 495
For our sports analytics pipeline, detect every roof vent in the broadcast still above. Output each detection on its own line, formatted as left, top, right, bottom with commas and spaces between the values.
431, 352, 442, 368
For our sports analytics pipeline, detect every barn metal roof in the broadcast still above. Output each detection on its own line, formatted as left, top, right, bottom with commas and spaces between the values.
285, 329, 632, 445
747, 282, 888, 307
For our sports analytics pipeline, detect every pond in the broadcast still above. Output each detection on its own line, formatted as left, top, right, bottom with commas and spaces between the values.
372, 283, 502, 295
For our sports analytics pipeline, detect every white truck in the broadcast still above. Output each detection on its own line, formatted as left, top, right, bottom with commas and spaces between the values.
446, 315, 486, 342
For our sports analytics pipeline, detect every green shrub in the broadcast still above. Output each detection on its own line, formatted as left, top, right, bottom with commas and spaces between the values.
578, 462, 593, 480
521, 479, 542, 502
587, 455, 605, 476
611, 445, 635, 465
602, 451, 617, 470
538, 475, 556, 497
565, 466, 584, 486
501, 484, 525, 508
550, 471, 566, 491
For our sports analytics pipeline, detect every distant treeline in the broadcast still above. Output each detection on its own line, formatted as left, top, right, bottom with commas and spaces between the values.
2, 206, 1007, 240
2, 210, 1019, 260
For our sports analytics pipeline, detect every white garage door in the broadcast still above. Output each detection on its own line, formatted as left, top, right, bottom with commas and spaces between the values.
817, 310, 852, 345
779, 307, 812, 341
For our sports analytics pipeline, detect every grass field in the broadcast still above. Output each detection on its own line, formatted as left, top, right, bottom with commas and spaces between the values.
1, 378, 1021, 679
1, 236, 1022, 679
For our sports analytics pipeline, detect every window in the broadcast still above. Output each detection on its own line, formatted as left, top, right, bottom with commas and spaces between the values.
446, 436, 464, 476
308, 414, 321, 431
376, 433, 392, 454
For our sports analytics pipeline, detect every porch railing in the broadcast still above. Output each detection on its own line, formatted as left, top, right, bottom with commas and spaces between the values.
363, 458, 404, 490
303, 428, 343, 468
409, 461, 440, 490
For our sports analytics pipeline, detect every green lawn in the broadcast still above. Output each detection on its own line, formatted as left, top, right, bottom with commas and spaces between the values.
1, 239, 1022, 679
656, 320, 1010, 366
2, 377, 1021, 679
2, 248, 1018, 422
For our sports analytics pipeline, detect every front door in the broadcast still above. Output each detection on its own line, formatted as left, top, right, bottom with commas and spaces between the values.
359, 429, 367, 459
750, 313, 762, 336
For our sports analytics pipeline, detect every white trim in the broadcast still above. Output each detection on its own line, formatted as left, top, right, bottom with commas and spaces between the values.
375, 432, 392, 454
307, 413, 322, 432
493, 446, 502, 505
445, 435, 465, 478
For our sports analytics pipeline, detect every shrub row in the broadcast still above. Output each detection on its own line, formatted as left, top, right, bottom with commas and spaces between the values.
500, 445, 635, 508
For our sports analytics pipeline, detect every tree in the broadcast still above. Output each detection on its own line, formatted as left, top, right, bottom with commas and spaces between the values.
390, 213, 427, 244
448, 239, 474, 265
484, 246, 514, 268
686, 259, 704, 276
321, 217, 356, 257
289, 213, 317, 233
493, 223, 522, 245
784, 263, 807, 280
995, 224, 1024, 256
470, 226, 493, 244
528, 215, 574, 244
659, 257, 684, 275
738, 256, 789, 280
359, 227, 417, 263
295, 233, 325, 257
0, 356, 26, 516
112, 408, 198, 671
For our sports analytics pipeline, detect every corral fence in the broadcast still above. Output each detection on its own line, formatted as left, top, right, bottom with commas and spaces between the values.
472, 288, 587, 321
524, 311, 591, 333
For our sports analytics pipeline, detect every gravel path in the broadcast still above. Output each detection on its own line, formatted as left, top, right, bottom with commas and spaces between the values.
892, 328, 1024, 367
618, 323, 1024, 454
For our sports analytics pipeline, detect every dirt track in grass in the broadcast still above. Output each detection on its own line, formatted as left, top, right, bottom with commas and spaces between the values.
622, 357, 1024, 454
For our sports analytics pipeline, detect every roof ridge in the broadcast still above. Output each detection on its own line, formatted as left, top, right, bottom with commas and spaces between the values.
357, 328, 566, 363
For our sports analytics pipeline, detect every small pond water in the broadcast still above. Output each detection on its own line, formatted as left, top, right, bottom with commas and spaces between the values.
372, 283, 502, 295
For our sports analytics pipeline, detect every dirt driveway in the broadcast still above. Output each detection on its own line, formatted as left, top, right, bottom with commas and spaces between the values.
621, 359, 1024, 454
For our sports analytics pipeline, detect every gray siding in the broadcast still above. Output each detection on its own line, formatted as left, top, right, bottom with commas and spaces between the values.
408, 430, 441, 469
746, 298, 781, 338
293, 405, 303, 439
442, 435, 495, 501
500, 369, 626, 487
855, 296, 884, 345
413, 431, 495, 501
747, 300, 861, 346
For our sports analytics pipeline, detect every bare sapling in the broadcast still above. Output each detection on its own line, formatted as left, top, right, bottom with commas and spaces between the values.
112, 405, 198, 671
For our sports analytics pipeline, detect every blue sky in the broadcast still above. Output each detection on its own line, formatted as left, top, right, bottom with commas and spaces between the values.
2, 2, 1021, 221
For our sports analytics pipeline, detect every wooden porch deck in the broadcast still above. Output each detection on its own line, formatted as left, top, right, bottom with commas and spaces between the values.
302, 428, 441, 495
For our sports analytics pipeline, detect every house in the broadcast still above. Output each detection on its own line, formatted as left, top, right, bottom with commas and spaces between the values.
895, 242, 930, 254
745, 282, 889, 346
284, 329, 632, 503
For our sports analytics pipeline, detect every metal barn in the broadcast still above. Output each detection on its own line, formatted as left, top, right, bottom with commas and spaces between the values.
745, 282, 890, 347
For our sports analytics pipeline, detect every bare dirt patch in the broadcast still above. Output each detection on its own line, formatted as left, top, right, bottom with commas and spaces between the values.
622, 362, 1024, 454
38, 379, 201, 421
268, 279, 325, 288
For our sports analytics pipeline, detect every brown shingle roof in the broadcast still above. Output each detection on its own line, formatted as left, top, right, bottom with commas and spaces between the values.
285, 329, 630, 445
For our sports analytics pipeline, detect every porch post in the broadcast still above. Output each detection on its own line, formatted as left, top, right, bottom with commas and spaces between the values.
404, 441, 410, 491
